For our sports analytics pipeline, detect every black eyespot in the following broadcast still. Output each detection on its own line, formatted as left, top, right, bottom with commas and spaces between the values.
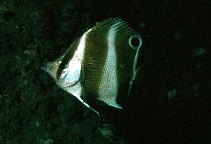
129, 35, 142, 49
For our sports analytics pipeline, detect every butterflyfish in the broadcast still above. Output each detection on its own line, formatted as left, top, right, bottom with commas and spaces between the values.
42, 18, 142, 114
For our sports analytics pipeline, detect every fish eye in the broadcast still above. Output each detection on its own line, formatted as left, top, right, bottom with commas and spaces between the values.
129, 35, 142, 49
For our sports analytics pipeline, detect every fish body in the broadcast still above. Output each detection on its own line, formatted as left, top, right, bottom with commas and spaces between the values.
43, 18, 142, 114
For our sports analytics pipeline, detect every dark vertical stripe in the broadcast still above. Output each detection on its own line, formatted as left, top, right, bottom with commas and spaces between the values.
56, 38, 81, 79
82, 28, 109, 100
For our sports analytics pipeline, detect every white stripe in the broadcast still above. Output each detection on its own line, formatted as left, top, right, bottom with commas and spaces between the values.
76, 29, 92, 60
68, 29, 91, 98
128, 36, 142, 95
132, 36, 141, 71
61, 29, 91, 105
98, 25, 120, 108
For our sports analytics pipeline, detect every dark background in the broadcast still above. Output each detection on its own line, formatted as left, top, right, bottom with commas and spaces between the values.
0, 0, 210, 143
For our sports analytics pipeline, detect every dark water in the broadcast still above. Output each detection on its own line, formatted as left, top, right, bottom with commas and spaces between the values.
0, 0, 210, 143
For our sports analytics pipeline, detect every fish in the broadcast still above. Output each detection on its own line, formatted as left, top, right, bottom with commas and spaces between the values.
42, 18, 142, 114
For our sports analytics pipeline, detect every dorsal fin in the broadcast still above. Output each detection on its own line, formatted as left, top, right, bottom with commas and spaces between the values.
89, 18, 133, 36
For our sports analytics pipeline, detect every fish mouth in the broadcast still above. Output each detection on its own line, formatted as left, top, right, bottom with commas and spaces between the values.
41, 63, 49, 72
41, 62, 55, 77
